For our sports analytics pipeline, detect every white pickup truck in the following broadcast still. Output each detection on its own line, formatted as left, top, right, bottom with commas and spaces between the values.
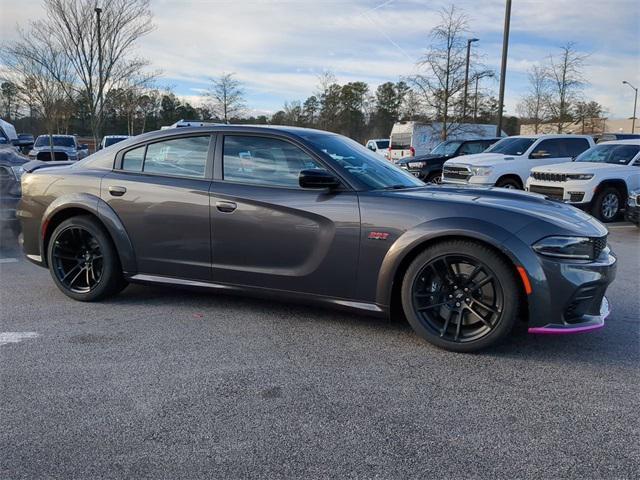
526, 139, 640, 222
442, 134, 594, 189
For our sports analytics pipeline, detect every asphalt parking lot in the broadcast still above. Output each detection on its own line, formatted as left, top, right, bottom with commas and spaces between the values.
1, 224, 638, 479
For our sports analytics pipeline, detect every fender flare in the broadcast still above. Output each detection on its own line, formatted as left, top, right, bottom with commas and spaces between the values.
375, 217, 550, 321
40, 193, 137, 274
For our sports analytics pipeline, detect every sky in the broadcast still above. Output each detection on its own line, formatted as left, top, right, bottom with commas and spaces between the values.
1, 0, 639, 119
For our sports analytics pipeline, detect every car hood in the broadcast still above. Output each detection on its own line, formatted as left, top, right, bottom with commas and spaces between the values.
32, 146, 77, 153
531, 162, 633, 174
398, 154, 447, 165
382, 185, 607, 236
446, 152, 514, 167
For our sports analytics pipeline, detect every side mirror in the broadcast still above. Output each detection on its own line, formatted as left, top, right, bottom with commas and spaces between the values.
530, 151, 551, 159
367, 145, 375, 151
299, 169, 340, 189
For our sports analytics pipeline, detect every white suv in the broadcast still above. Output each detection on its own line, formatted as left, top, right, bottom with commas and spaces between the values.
365, 139, 390, 158
526, 140, 640, 222
441, 134, 594, 189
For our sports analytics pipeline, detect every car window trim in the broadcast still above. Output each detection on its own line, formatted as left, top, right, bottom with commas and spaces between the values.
213, 132, 355, 191
114, 133, 215, 180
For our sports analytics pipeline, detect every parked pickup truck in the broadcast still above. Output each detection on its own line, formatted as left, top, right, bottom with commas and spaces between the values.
526, 139, 640, 222
442, 134, 594, 189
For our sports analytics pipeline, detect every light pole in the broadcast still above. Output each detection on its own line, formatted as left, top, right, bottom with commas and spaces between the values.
95, 7, 103, 143
496, 0, 512, 137
622, 80, 638, 134
462, 38, 479, 122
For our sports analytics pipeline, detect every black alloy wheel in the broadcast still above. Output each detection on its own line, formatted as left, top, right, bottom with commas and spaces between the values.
52, 226, 104, 293
48, 215, 126, 301
401, 240, 519, 352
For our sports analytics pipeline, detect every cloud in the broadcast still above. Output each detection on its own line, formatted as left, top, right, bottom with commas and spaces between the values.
1, 0, 638, 118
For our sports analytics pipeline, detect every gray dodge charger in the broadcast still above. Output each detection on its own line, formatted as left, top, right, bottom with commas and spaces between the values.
17, 126, 616, 352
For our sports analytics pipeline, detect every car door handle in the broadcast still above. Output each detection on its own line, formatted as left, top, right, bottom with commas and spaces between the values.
216, 201, 237, 213
108, 185, 127, 197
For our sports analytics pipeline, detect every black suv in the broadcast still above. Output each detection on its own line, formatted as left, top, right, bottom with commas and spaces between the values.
397, 138, 500, 183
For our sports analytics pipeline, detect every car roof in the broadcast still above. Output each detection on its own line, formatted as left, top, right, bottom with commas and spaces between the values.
599, 139, 640, 146
127, 125, 338, 143
508, 134, 592, 139
36, 134, 75, 138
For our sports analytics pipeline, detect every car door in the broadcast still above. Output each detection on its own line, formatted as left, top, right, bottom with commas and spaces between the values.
101, 134, 214, 280
209, 133, 360, 298
526, 139, 579, 179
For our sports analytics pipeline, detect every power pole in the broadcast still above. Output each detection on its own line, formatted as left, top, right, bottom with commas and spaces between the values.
95, 7, 103, 143
462, 38, 479, 122
623, 81, 638, 133
495, 0, 512, 137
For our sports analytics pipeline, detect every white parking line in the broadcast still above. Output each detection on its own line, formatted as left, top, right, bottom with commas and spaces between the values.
0, 258, 19, 264
0, 332, 39, 346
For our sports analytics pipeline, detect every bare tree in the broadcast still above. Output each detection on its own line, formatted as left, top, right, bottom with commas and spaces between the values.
1, 28, 75, 134
36, 0, 155, 142
545, 43, 588, 133
203, 73, 246, 123
408, 6, 471, 139
516, 65, 551, 133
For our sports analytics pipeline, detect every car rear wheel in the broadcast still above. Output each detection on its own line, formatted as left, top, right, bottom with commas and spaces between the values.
401, 240, 520, 352
47, 215, 127, 302
592, 187, 622, 222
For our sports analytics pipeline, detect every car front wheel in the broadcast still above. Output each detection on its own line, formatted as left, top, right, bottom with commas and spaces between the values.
401, 240, 520, 352
47, 215, 127, 301
592, 187, 622, 222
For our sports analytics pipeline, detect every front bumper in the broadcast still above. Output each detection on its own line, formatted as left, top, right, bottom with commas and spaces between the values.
528, 297, 609, 334
526, 179, 597, 204
625, 205, 639, 225
527, 249, 616, 334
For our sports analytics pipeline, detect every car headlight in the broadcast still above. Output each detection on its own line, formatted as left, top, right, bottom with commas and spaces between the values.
566, 173, 594, 180
408, 161, 426, 169
10, 165, 24, 180
470, 166, 493, 176
533, 236, 602, 260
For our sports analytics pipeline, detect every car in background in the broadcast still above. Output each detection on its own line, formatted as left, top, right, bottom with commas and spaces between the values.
527, 140, 640, 222
98, 135, 131, 150
594, 133, 640, 143
0, 149, 27, 235
0, 118, 19, 147
442, 134, 594, 189
160, 119, 219, 130
388, 121, 503, 162
28, 135, 88, 161
16, 134, 35, 154
625, 188, 640, 227
397, 138, 500, 183
18, 125, 616, 352
365, 138, 389, 157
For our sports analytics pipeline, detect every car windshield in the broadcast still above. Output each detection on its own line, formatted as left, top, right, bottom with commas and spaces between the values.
375, 140, 389, 149
105, 137, 128, 147
431, 141, 462, 156
486, 137, 535, 155
304, 133, 424, 189
34, 136, 75, 148
576, 144, 640, 165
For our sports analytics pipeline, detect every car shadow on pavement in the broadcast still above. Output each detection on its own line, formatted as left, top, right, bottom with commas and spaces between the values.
103, 283, 637, 367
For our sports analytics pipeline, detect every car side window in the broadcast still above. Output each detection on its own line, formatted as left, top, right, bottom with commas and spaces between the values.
143, 136, 209, 178
459, 141, 487, 155
530, 139, 566, 158
223, 135, 324, 188
122, 146, 145, 171
563, 138, 591, 158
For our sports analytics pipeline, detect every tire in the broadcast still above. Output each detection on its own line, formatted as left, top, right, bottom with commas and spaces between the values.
47, 215, 127, 302
495, 177, 522, 189
400, 240, 520, 352
591, 187, 622, 222
426, 172, 443, 184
